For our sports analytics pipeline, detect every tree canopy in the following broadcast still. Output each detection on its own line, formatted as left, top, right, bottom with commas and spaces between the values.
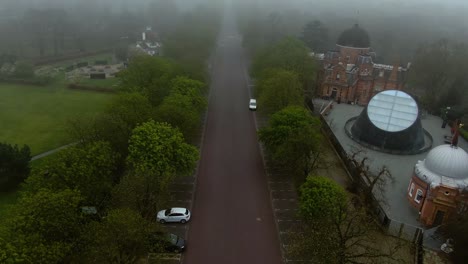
2, 189, 83, 263
258, 106, 322, 183
409, 39, 468, 113
256, 68, 304, 116
251, 37, 317, 95
0, 142, 31, 191
299, 176, 347, 222
117, 56, 180, 106
25, 141, 118, 207
301, 20, 329, 52
80, 208, 155, 264
127, 120, 199, 177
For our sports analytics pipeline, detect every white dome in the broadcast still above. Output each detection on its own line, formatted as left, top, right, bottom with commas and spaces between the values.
425, 145, 468, 179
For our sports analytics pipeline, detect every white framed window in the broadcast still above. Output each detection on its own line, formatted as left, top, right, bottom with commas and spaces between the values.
408, 183, 415, 197
379, 70, 384, 77
415, 189, 423, 204
336, 73, 340, 80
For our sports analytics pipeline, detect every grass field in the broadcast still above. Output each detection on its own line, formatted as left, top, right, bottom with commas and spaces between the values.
0, 82, 114, 155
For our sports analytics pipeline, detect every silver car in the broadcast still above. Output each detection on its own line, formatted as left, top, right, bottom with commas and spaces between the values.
157, 207, 191, 224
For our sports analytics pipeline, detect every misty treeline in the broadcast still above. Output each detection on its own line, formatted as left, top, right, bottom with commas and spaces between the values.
0, 0, 221, 60
235, 0, 468, 113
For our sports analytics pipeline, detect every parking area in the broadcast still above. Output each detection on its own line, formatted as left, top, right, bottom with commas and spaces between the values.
262, 154, 303, 263
149, 175, 195, 264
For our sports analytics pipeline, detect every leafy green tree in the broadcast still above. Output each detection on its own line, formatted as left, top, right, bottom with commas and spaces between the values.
3, 189, 83, 263
252, 37, 317, 95
170, 76, 207, 96
128, 120, 198, 177
155, 93, 203, 140
258, 106, 322, 184
68, 92, 153, 157
112, 171, 170, 219
117, 56, 180, 106
301, 20, 329, 52
299, 176, 347, 222
0, 142, 31, 191
155, 78, 207, 140
80, 208, 155, 264
25, 142, 118, 207
122, 121, 198, 217
256, 68, 304, 116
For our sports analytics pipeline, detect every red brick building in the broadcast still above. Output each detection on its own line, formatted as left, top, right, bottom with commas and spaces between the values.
407, 144, 468, 227
316, 24, 410, 105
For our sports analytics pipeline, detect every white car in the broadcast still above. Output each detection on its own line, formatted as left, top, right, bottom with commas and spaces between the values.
157, 207, 191, 224
249, 99, 257, 111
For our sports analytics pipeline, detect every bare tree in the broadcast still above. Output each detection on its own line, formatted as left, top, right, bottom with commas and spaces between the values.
347, 146, 395, 207
289, 201, 406, 264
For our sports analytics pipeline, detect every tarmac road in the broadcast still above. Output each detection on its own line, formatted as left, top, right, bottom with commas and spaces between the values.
182, 8, 283, 264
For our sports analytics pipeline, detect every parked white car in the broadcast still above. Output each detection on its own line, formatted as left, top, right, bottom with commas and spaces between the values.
157, 207, 191, 224
249, 99, 257, 111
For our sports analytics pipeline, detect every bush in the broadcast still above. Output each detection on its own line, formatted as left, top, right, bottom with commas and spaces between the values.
12, 61, 35, 79
0, 143, 31, 191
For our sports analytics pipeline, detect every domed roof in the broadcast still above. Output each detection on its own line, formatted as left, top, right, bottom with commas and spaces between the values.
337, 24, 370, 48
425, 145, 468, 179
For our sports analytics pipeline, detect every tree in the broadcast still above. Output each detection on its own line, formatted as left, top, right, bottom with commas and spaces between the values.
347, 147, 394, 207
256, 68, 304, 116
409, 40, 468, 112
0, 142, 31, 191
301, 20, 329, 52
3, 189, 83, 263
258, 106, 322, 184
67, 92, 153, 157
155, 77, 207, 140
290, 178, 404, 264
128, 120, 198, 177
24, 141, 118, 207
163, 6, 221, 80
123, 121, 198, 217
170, 76, 207, 97
252, 37, 317, 95
80, 208, 156, 264
299, 176, 347, 222
117, 56, 180, 106
155, 93, 204, 140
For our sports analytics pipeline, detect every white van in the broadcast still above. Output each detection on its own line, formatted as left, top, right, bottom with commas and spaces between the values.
249, 99, 257, 111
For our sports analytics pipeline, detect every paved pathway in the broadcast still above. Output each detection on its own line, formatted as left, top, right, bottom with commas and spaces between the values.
181, 7, 282, 264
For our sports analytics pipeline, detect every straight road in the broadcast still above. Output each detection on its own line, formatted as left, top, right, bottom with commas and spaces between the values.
182, 7, 283, 264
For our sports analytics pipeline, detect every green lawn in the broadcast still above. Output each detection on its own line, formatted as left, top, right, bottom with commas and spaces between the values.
0, 82, 114, 155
